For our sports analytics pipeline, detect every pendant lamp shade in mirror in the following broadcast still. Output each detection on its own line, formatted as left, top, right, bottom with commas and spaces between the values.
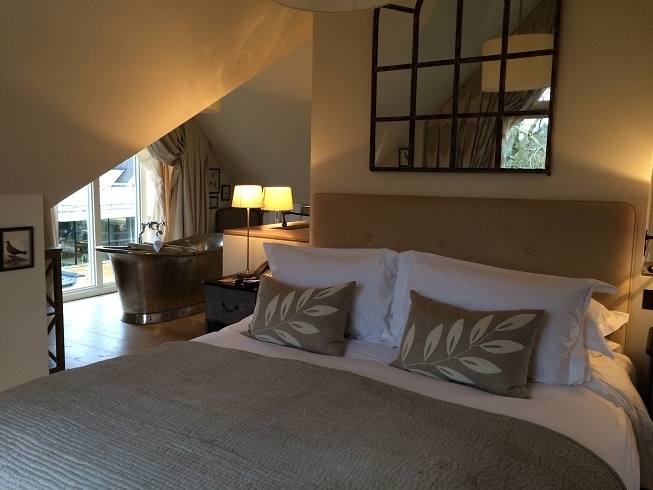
270, 0, 390, 12
231, 185, 263, 277
482, 33, 554, 92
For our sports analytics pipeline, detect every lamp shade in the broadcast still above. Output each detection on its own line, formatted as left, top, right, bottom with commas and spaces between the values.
269, 0, 389, 12
231, 185, 263, 209
481, 34, 553, 92
262, 187, 293, 211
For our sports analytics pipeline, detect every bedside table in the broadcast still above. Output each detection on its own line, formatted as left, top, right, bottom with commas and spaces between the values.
203, 275, 258, 333
647, 327, 653, 414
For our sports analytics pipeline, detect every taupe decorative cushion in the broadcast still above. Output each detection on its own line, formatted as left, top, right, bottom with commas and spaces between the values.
245, 275, 356, 356
391, 291, 545, 398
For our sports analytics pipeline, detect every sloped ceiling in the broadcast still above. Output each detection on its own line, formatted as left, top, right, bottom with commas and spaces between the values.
0, 0, 312, 207
196, 39, 312, 203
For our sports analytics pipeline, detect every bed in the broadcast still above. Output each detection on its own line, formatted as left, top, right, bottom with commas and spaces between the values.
1, 193, 652, 489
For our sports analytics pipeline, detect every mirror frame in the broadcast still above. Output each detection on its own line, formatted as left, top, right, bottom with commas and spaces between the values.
369, 0, 561, 173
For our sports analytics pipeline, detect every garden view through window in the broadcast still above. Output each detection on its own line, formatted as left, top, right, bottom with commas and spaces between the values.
502, 88, 550, 170
57, 156, 151, 298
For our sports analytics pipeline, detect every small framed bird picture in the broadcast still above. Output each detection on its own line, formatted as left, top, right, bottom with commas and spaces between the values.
1, 226, 34, 272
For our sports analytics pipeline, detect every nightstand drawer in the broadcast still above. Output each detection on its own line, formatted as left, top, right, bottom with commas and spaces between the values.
204, 279, 258, 332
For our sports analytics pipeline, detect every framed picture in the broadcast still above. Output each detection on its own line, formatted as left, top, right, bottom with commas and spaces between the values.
398, 147, 410, 167
208, 168, 220, 195
221, 184, 231, 202
1, 226, 34, 272
209, 196, 219, 209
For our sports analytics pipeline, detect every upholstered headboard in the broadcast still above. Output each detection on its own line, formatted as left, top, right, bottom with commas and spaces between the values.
310, 193, 637, 346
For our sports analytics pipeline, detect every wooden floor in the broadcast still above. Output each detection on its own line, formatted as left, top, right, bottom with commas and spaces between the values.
61, 292, 206, 369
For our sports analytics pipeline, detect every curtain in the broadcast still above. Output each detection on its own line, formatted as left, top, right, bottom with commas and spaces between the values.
44, 204, 58, 249
138, 148, 174, 239
424, 73, 543, 168
143, 119, 211, 241
423, 72, 501, 169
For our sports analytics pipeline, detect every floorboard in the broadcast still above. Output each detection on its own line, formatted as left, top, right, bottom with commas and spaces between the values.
61, 292, 206, 369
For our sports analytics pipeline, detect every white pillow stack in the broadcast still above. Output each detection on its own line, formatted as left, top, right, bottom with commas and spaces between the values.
263, 244, 626, 386
389, 251, 616, 385
264, 243, 399, 345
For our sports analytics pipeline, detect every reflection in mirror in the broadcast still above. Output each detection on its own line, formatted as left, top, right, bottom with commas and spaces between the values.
377, 6, 414, 66
376, 70, 412, 118
370, 0, 560, 173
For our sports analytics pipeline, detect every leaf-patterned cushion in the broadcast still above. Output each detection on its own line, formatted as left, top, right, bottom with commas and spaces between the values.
245, 275, 356, 356
391, 291, 545, 398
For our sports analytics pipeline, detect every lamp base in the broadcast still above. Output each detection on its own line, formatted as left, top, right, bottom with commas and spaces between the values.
236, 270, 256, 278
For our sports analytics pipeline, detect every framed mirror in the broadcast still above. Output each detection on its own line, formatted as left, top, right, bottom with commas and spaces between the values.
370, 0, 561, 173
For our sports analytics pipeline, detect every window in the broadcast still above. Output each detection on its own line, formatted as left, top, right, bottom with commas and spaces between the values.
57, 157, 145, 299
502, 88, 550, 169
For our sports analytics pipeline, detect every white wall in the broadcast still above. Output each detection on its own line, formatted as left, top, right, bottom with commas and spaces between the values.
223, 234, 309, 276
311, 1, 653, 388
197, 40, 312, 204
0, 0, 311, 209
0, 195, 48, 391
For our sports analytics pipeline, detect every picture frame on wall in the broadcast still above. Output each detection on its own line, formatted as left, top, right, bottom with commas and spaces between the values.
209, 196, 219, 209
398, 148, 410, 167
221, 184, 231, 202
1, 226, 34, 272
208, 168, 220, 195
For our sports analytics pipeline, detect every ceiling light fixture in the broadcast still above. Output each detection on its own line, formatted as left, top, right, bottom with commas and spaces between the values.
270, 0, 390, 13
481, 34, 553, 92
481, 0, 553, 93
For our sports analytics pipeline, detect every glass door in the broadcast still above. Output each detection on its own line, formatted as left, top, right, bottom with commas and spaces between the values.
98, 158, 139, 285
57, 187, 93, 291
58, 157, 141, 299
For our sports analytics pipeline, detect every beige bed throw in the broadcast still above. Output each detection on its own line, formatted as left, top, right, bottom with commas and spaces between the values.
0, 342, 625, 489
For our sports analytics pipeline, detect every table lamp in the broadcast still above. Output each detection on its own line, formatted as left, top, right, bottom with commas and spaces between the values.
262, 187, 293, 225
231, 185, 263, 277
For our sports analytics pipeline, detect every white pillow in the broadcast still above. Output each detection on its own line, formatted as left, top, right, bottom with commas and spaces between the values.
390, 251, 616, 385
263, 243, 399, 345
582, 300, 628, 359
583, 321, 615, 359
585, 299, 629, 337
604, 339, 622, 352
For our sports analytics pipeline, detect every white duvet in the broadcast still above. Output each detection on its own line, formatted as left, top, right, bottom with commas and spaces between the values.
195, 318, 653, 490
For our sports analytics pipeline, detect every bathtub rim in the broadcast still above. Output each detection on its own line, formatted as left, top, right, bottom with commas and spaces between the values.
95, 232, 224, 256
122, 302, 206, 325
